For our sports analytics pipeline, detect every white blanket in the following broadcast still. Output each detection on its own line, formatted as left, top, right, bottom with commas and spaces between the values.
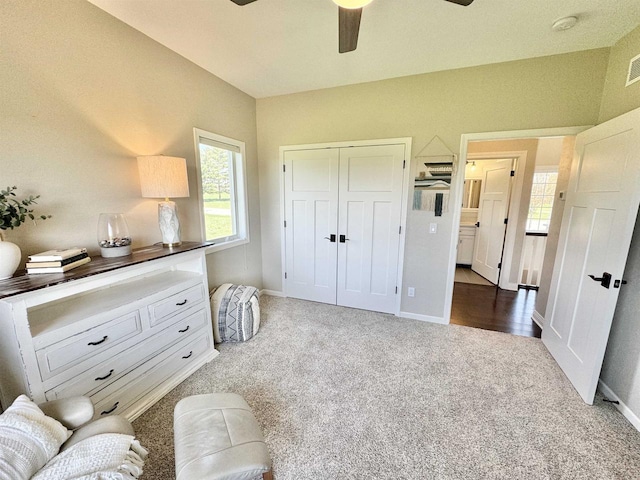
33, 433, 148, 480
0, 395, 71, 480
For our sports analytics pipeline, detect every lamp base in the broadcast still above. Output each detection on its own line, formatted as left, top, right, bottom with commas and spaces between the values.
158, 200, 182, 247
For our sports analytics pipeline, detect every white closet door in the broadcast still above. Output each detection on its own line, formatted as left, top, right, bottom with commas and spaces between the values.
337, 145, 405, 313
284, 149, 339, 304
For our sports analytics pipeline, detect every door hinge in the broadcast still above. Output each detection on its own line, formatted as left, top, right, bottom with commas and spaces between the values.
498, 262, 502, 269
284, 272, 287, 279
403, 160, 406, 169
399, 225, 402, 234
283, 164, 286, 172
510, 170, 515, 177
395, 286, 398, 294
504, 218, 508, 225
284, 220, 287, 228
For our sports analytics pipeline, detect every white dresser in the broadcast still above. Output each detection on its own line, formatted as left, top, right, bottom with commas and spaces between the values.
0, 243, 217, 420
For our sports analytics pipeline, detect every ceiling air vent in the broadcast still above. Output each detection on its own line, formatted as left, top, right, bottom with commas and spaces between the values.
627, 53, 640, 87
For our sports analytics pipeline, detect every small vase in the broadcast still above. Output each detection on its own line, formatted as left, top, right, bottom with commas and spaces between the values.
98, 213, 132, 258
0, 232, 21, 280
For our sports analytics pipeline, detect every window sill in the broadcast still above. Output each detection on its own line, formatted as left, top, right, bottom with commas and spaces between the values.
204, 237, 249, 254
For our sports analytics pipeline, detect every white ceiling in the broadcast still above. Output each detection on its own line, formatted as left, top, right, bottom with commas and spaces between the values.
88, 0, 640, 98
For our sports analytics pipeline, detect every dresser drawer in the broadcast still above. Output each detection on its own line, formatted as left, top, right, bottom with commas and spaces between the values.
92, 332, 211, 420
44, 308, 208, 400
148, 284, 205, 327
36, 311, 142, 381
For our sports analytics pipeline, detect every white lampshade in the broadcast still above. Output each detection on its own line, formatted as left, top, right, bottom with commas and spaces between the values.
137, 155, 189, 247
333, 0, 373, 8
137, 155, 190, 199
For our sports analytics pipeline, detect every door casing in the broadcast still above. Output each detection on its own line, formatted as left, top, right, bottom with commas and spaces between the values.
445, 127, 592, 324
279, 137, 412, 316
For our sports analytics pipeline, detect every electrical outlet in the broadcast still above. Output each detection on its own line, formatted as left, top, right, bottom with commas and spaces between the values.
429, 223, 438, 234
408, 287, 415, 297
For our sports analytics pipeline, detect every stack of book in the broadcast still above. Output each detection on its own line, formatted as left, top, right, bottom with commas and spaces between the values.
26, 248, 91, 274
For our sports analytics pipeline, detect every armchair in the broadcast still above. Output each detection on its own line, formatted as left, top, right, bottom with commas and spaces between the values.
0, 395, 146, 479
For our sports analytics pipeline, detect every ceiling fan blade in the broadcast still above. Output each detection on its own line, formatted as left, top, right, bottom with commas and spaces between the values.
229, 0, 259, 5
443, 0, 474, 5
339, 7, 362, 54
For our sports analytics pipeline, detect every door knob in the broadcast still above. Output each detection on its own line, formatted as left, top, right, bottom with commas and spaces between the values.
324, 234, 336, 242
339, 235, 350, 243
475, 222, 480, 227
588, 272, 612, 289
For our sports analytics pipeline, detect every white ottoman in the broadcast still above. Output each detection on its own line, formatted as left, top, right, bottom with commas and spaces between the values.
174, 393, 272, 480
210, 284, 260, 343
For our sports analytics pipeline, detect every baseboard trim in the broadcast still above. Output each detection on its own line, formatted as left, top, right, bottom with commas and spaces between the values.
531, 310, 544, 329
399, 311, 448, 325
598, 379, 640, 432
260, 289, 285, 298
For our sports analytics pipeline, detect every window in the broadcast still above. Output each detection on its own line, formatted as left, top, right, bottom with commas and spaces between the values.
526, 169, 558, 233
194, 128, 249, 250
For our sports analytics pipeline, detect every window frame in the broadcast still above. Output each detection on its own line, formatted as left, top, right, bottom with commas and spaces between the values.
526, 166, 558, 234
193, 128, 250, 253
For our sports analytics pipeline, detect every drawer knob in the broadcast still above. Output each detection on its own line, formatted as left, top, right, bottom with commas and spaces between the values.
182, 351, 193, 359
176, 299, 188, 306
101, 402, 119, 415
178, 325, 190, 333
95, 369, 114, 381
88, 335, 108, 346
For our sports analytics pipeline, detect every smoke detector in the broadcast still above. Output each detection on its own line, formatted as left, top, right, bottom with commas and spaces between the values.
552, 16, 578, 32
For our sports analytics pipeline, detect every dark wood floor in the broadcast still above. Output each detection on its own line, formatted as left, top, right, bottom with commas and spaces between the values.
450, 282, 542, 338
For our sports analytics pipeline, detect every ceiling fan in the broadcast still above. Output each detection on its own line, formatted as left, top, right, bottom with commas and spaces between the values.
229, 0, 475, 54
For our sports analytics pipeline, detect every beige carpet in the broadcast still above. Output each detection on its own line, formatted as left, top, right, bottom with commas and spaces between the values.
133, 296, 640, 479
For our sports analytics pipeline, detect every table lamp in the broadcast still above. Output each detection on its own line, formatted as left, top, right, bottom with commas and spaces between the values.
137, 155, 190, 247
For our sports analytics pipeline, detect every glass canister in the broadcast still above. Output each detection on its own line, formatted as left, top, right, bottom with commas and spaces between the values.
97, 213, 132, 257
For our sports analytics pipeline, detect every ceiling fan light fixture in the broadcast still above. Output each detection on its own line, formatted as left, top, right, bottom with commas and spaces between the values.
333, 0, 373, 9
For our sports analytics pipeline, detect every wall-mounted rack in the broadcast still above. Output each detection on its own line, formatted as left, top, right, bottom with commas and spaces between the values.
414, 135, 457, 190
413, 136, 457, 214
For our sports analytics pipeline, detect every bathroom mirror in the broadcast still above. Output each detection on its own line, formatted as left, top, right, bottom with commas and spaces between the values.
462, 179, 481, 209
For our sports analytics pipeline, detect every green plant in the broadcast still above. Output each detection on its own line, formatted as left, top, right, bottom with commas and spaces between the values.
0, 186, 51, 230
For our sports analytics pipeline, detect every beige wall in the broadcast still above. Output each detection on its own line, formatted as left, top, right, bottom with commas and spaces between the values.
0, 0, 262, 288
535, 136, 575, 318
467, 139, 539, 287
599, 25, 640, 426
257, 49, 608, 317
599, 25, 640, 123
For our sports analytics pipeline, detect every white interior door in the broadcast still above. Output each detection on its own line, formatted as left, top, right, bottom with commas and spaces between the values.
284, 149, 339, 304
542, 107, 640, 404
471, 161, 513, 284
336, 145, 405, 313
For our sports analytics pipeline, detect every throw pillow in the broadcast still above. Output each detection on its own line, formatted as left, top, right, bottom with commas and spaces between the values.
0, 395, 71, 480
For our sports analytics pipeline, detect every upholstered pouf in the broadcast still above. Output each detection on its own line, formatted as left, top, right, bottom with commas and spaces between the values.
210, 284, 260, 343
174, 393, 272, 480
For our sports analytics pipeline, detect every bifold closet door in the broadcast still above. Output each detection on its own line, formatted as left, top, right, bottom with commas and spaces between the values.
336, 144, 405, 314
284, 149, 339, 304
284, 143, 405, 314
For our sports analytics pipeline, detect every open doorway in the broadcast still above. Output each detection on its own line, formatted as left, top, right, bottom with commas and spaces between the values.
446, 128, 587, 337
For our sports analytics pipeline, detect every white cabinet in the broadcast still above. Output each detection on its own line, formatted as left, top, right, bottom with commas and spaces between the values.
457, 225, 476, 265
0, 243, 217, 421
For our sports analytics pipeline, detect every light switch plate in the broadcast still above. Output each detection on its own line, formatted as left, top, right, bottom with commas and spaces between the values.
429, 223, 437, 234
